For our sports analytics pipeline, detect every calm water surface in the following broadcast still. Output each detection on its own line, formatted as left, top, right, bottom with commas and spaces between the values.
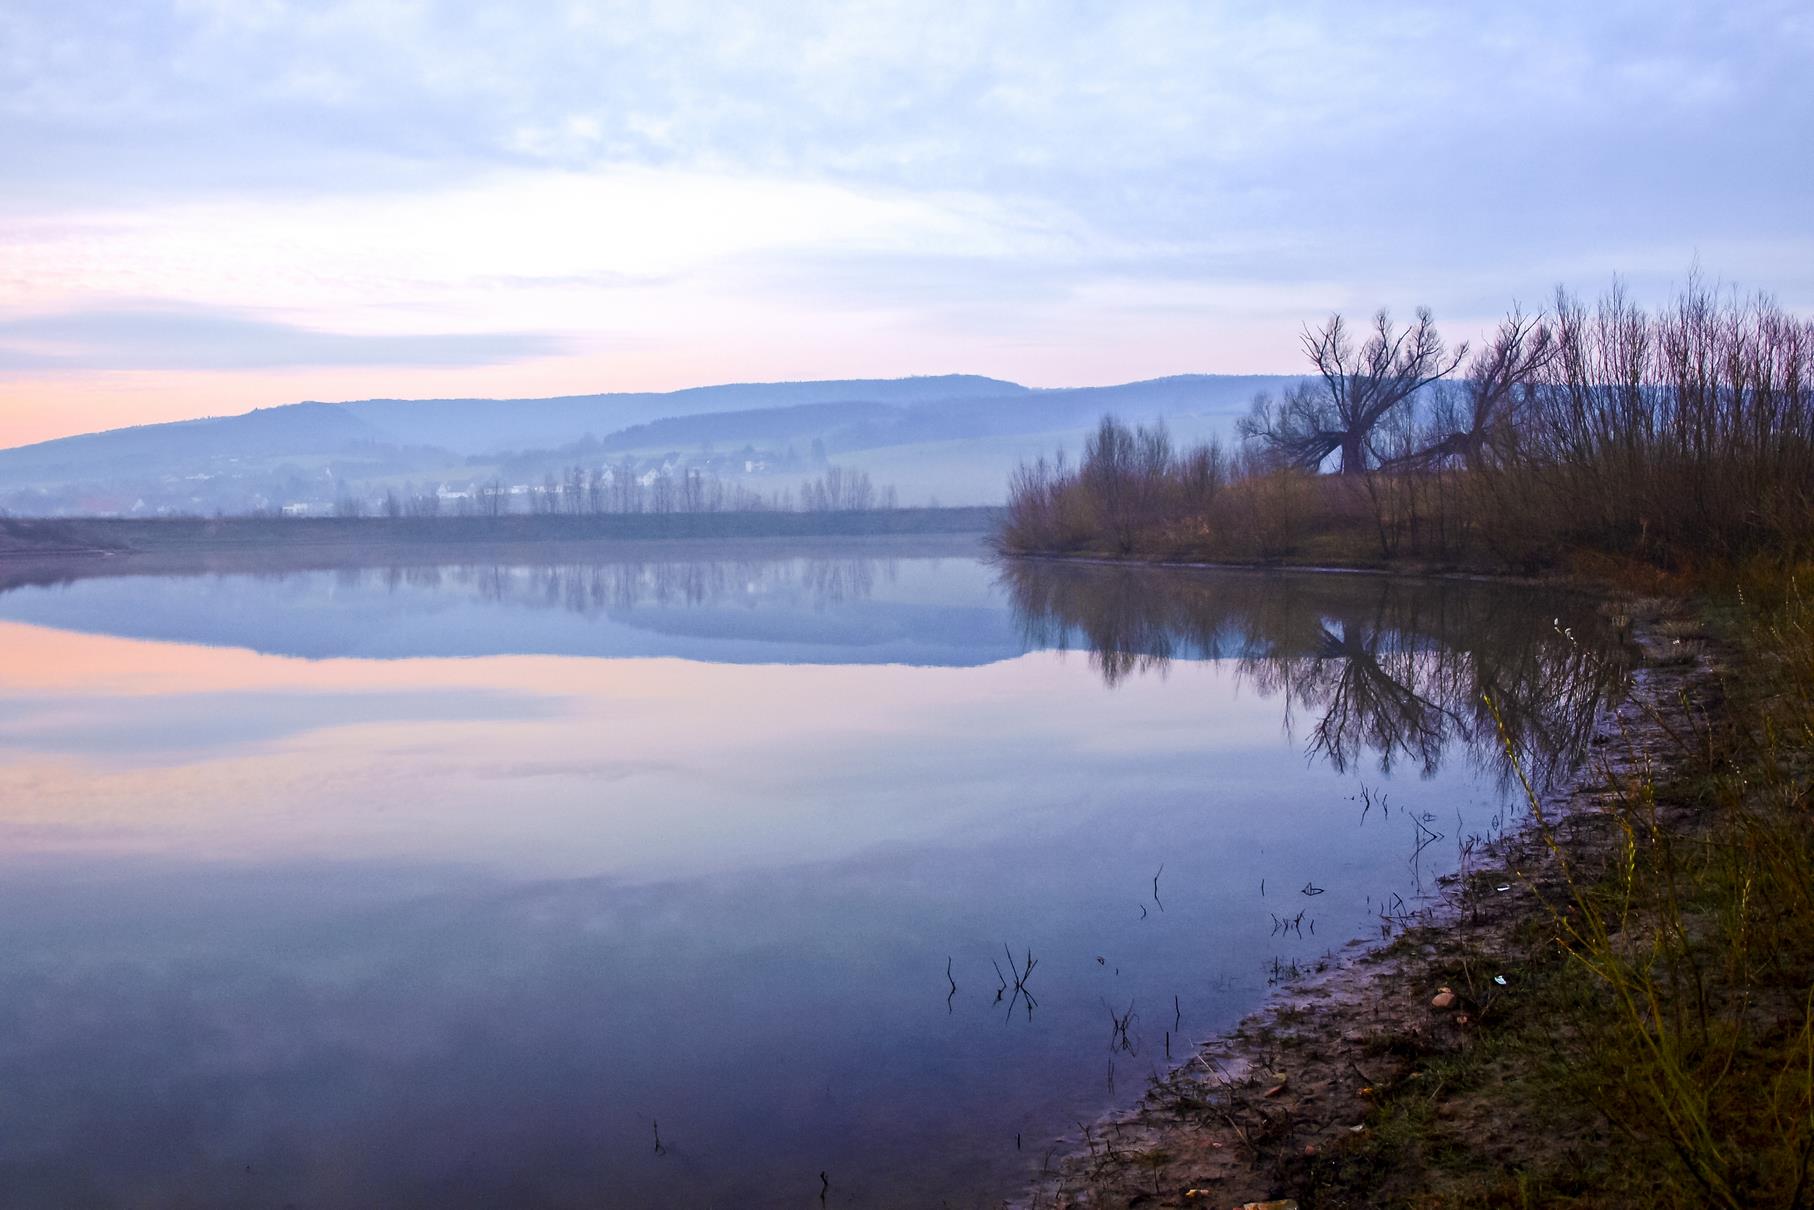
0, 542, 1625, 1208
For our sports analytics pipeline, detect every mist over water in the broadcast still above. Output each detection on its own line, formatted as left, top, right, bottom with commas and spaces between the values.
0, 545, 1626, 1208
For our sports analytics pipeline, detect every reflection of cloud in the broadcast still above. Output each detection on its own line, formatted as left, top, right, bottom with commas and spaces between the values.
0, 688, 561, 762
0, 303, 564, 372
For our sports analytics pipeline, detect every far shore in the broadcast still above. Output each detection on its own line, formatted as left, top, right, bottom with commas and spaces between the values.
0, 507, 1001, 558
0, 512, 1000, 593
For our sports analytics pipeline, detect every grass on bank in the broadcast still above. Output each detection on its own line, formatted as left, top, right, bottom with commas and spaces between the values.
1283, 582, 1813, 1209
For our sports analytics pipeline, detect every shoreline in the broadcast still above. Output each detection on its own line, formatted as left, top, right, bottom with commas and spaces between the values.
1014, 601, 1697, 1208
0, 508, 1003, 560
990, 544, 1654, 597
0, 519, 999, 593
993, 548, 1575, 591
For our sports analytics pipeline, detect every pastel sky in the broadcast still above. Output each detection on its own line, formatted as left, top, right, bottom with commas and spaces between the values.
1, 1, 1808, 448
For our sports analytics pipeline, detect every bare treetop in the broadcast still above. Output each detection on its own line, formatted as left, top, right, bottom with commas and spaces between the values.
1242, 307, 1467, 475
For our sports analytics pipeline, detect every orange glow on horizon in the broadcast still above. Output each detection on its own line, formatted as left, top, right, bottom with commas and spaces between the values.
0, 334, 1309, 450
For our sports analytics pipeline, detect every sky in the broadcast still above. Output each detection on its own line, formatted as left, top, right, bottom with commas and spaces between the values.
0, 0, 1809, 449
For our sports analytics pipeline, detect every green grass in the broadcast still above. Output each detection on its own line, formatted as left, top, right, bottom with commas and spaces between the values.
1286, 584, 1814, 1208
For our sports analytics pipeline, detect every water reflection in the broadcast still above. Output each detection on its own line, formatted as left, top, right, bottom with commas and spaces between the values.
999, 559, 1628, 785
0, 548, 1631, 1208
381, 555, 889, 614
2, 549, 893, 615
0, 544, 1005, 666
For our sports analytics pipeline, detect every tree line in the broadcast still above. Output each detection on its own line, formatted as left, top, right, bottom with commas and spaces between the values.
1001, 277, 1814, 569
329, 464, 897, 520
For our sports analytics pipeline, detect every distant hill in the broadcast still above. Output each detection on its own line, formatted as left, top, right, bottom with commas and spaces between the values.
0, 372, 1300, 514
843, 374, 1286, 449
0, 402, 383, 483
340, 374, 1028, 453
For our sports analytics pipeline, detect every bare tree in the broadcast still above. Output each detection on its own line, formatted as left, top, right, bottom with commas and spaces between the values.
1080, 416, 1139, 550
1243, 308, 1467, 474
612, 458, 641, 513
1401, 306, 1556, 471
650, 473, 675, 514
800, 464, 877, 511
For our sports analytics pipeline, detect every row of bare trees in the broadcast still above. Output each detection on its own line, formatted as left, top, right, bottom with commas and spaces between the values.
330, 464, 902, 520
1002, 278, 1814, 568
1002, 424, 1318, 559
520, 465, 760, 516
800, 465, 898, 512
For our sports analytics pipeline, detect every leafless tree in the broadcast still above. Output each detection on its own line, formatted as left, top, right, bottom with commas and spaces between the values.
612, 458, 641, 513
1401, 306, 1556, 471
1080, 416, 1140, 550
650, 473, 675, 514
1243, 308, 1467, 474
800, 465, 876, 511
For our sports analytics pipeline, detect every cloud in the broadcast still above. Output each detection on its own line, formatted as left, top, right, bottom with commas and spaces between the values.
0, 3, 1804, 313
0, 302, 565, 372
0, 0, 1809, 440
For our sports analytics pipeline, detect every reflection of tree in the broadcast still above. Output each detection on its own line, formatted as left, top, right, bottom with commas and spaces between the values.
1303, 625, 1459, 777
129, 555, 894, 620
424, 556, 893, 617
998, 560, 1629, 786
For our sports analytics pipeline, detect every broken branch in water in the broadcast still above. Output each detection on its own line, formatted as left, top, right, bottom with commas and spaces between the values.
999, 943, 1040, 1020
1107, 999, 1138, 1053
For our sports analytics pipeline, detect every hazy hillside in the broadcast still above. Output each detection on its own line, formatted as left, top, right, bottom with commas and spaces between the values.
0, 372, 1298, 515
593, 401, 904, 453
0, 402, 383, 482
341, 374, 1027, 453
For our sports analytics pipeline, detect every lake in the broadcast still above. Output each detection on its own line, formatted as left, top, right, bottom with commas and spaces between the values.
0, 539, 1625, 1208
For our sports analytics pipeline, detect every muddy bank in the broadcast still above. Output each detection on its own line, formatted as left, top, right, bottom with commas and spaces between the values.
1015, 610, 1699, 1208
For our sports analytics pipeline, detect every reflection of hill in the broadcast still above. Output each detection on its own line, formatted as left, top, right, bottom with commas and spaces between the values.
0, 546, 1630, 782
0, 549, 1025, 668
999, 560, 1631, 785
